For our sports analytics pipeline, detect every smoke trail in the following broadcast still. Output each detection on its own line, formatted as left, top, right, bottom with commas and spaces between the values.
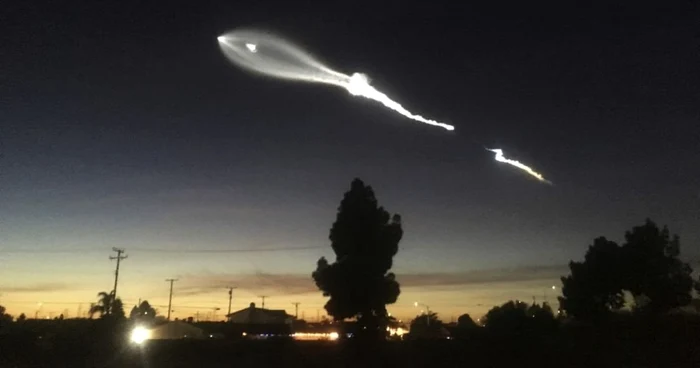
486, 148, 551, 184
217, 30, 454, 131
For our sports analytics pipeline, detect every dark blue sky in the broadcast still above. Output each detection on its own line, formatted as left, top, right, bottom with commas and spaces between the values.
2, 0, 699, 319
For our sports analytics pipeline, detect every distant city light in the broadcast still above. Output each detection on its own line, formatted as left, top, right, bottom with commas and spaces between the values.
291, 332, 340, 341
387, 327, 406, 337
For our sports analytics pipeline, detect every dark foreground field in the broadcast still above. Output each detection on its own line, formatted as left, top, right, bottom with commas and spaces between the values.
2, 319, 700, 368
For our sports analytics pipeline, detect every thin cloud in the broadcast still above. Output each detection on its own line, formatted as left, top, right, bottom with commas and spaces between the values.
1, 283, 70, 293
177, 265, 567, 297
399, 265, 567, 288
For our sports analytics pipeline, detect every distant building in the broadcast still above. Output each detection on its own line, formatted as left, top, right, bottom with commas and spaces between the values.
226, 303, 293, 325
225, 303, 294, 336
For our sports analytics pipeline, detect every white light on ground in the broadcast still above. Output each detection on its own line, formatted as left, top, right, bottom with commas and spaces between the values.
329, 332, 339, 340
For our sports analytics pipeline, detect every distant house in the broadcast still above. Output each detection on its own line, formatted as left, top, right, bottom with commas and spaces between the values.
226, 302, 293, 324
225, 303, 294, 335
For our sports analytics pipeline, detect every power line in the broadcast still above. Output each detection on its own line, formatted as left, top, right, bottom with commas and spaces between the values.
2, 245, 325, 254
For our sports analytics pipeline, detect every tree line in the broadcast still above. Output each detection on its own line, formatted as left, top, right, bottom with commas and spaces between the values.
2, 178, 697, 339
312, 178, 699, 338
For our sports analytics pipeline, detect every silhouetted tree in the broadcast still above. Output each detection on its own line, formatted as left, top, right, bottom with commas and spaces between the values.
560, 220, 694, 320
409, 312, 444, 338
0, 305, 12, 327
17, 313, 26, 322
452, 313, 479, 339
483, 300, 557, 334
130, 300, 157, 323
90, 292, 112, 317
312, 178, 403, 334
112, 298, 125, 319
457, 313, 477, 329
559, 237, 626, 320
483, 301, 528, 332
89, 291, 125, 319
622, 219, 693, 314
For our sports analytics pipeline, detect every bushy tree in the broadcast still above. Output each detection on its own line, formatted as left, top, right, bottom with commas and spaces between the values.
312, 179, 403, 332
622, 220, 693, 313
559, 237, 626, 320
559, 219, 693, 320
457, 313, 477, 329
0, 305, 13, 328
483, 300, 557, 334
452, 313, 479, 339
409, 312, 444, 338
130, 300, 156, 323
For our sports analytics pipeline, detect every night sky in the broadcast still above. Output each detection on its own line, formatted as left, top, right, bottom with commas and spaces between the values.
2, 1, 699, 320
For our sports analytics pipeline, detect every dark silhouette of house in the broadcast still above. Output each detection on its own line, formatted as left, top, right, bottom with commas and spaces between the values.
225, 303, 293, 336
226, 303, 293, 324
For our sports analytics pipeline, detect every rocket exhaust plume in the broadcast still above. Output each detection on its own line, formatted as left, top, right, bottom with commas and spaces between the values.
217, 28, 552, 184
487, 148, 551, 184
217, 29, 454, 131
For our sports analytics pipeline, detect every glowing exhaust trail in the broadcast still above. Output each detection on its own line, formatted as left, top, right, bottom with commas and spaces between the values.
487, 148, 551, 184
217, 30, 454, 131
217, 29, 552, 184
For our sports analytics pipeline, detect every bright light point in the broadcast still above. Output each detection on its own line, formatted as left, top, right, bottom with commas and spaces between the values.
245, 43, 257, 53
413, 302, 418, 307
217, 36, 225, 42
347, 73, 369, 96
130, 326, 149, 344
552, 286, 557, 290
329, 332, 339, 340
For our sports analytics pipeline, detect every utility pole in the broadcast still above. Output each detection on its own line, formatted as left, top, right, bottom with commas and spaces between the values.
291, 302, 300, 319
109, 248, 128, 308
227, 287, 237, 316
166, 278, 178, 321
259, 295, 267, 309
